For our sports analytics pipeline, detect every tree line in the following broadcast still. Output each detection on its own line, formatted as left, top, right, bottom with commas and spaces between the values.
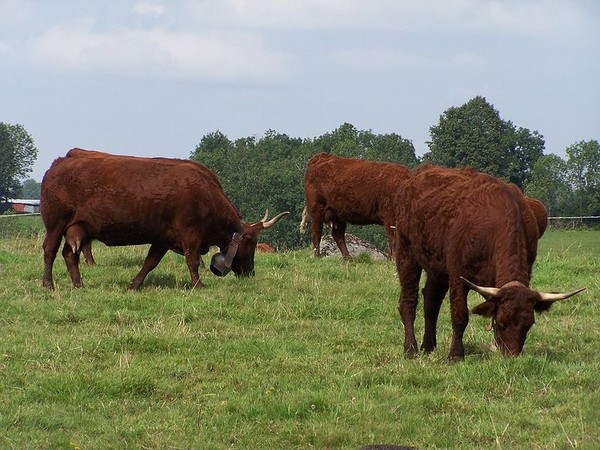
2, 96, 599, 249
190, 97, 599, 249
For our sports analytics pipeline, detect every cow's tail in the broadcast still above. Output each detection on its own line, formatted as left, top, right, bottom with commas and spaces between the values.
299, 205, 309, 233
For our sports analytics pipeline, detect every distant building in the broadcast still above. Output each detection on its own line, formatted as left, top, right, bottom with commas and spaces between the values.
7, 199, 40, 214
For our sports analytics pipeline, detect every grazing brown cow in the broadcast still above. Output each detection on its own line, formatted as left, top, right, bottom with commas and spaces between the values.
41, 148, 288, 290
394, 165, 584, 360
301, 152, 410, 259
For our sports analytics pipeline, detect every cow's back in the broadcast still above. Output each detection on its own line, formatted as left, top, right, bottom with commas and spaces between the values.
396, 165, 532, 282
41, 151, 234, 246
304, 152, 409, 224
526, 196, 548, 237
505, 185, 547, 267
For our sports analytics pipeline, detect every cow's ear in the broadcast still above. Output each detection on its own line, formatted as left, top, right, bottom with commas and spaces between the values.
472, 300, 496, 317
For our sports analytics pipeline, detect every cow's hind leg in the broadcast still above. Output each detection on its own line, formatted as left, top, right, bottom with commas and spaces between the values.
331, 221, 351, 260
310, 212, 324, 258
42, 230, 63, 289
384, 222, 396, 259
421, 274, 448, 353
128, 244, 168, 291
396, 239, 422, 358
62, 242, 83, 288
81, 241, 95, 266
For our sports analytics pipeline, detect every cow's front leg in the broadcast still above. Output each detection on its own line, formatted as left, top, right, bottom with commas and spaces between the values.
129, 244, 168, 290
184, 248, 205, 289
448, 279, 470, 361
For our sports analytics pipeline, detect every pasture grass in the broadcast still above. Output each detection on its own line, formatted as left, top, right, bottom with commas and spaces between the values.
0, 220, 598, 449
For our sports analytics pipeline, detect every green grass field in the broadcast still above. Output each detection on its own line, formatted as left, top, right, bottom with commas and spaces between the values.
0, 217, 598, 449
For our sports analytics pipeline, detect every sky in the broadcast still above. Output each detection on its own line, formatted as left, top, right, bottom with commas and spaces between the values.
1, 0, 598, 182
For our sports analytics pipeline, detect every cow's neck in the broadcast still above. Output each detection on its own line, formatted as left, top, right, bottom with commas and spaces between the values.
214, 218, 244, 250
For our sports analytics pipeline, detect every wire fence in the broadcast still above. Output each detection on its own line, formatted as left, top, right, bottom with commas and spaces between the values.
0, 213, 40, 218
548, 216, 600, 229
2, 213, 600, 229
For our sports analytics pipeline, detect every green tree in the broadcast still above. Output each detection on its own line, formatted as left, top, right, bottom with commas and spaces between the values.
310, 123, 363, 156
18, 178, 42, 199
307, 123, 418, 167
190, 131, 233, 178
191, 124, 418, 250
0, 123, 38, 209
367, 132, 419, 168
565, 140, 600, 215
424, 96, 544, 188
525, 154, 570, 216
192, 129, 306, 248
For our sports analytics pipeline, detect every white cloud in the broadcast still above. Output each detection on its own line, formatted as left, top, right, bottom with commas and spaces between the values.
2, 0, 593, 84
185, 0, 591, 36
0, 0, 34, 24
334, 48, 436, 71
466, 0, 591, 35
25, 24, 290, 82
132, 3, 165, 18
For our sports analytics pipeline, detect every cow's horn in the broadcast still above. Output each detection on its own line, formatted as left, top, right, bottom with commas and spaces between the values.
260, 209, 269, 223
250, 210, 270, 226
262, 211, 290, 229
460, 277, 500, 297
538, 287, 586, 303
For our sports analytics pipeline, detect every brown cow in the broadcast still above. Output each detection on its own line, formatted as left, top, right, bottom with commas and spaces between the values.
394, 165, 584, 360
301, 152, 410, 259
41, 148, 288, 290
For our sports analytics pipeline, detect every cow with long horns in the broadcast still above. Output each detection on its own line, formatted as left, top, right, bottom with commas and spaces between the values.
41, 148, 288, 290
394, 165, 584, 360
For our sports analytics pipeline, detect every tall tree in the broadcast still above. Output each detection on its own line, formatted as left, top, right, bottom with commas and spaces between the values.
0, 123, 38, 208
525, 154, 570, 216
424, 96, 544, 188
308, 123, 418, 167
311, 122, 363, 156
565, 139, 600, 215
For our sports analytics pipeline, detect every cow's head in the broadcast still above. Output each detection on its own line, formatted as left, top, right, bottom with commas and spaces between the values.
210, 211, 289, 277
462, 277, 585, 356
